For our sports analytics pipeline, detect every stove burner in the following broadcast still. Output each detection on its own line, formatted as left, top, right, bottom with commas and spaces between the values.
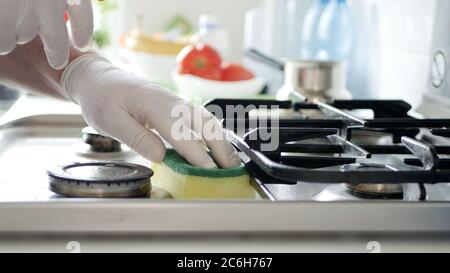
340, 164, 404, 199
82, 127, 121, 153
346, 184, 404, 199
48, 162, 153, 198
347, 189, 404, 200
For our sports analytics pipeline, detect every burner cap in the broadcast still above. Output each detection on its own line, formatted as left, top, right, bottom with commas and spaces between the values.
82, 127, 122, 153
341, 163, 403, 199
48, 162, 153, 198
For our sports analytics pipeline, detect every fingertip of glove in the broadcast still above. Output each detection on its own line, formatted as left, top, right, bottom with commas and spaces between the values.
145, 144, 166, 163
193, 152, 219, 169
71, 27, 94, 50
218, 150, 242, 169
199, 160, 219, 169
185, 151, 218, 169
72, 39, 91, 52
49, 58, 69, 70
0, 42, 16, 56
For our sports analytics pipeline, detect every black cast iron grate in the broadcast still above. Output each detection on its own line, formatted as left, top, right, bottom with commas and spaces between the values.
205, 99, 450, 186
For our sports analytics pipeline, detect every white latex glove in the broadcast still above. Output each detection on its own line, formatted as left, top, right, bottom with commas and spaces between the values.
61, 54, 241, 169
0, 0, 93, 69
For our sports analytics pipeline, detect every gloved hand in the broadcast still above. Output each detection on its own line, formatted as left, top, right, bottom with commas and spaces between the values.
0, 0, 93, 69
61, 54, 241, 169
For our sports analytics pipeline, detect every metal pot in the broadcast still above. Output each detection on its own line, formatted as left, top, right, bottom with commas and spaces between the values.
245, 49, 352, 102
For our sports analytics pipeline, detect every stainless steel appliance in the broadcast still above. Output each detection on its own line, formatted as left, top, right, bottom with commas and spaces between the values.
417, 0, 450, 117
1, 95, 450, 242
205, 98, 450, 202
245, 49, 352, 102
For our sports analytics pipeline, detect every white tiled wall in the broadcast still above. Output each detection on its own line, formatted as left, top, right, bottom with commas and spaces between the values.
349, 0, 439, 107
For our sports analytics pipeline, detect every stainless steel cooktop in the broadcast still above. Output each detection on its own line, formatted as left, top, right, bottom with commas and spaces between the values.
0, 96, 449, 237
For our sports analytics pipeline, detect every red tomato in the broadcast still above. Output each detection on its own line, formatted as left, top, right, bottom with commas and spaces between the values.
221, 63, 255, 81
177, 44, 223, 80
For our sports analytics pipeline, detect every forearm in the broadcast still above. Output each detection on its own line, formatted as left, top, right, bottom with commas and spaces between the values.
0, 37, 86, 99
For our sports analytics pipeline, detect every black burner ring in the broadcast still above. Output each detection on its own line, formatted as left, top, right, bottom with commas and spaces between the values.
82, 127, 122, 153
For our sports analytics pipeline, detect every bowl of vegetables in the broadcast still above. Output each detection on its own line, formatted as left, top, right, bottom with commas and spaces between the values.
172, 44, 265, 100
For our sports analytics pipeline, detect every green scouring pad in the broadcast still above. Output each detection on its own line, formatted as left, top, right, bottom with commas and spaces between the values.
151, 149, 257, 199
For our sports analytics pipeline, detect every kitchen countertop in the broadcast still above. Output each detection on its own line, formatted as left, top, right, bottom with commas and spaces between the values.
0, 95, 80, 124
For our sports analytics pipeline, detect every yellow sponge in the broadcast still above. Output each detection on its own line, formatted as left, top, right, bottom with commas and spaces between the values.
151, 150, 257, 200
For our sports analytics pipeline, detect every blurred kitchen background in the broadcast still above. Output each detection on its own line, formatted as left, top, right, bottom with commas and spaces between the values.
0, 0, 447, 112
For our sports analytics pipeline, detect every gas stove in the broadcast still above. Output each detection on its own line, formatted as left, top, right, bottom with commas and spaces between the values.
205, 98, 450, 202
0, 95, 450, 237
0, 96, 169, 202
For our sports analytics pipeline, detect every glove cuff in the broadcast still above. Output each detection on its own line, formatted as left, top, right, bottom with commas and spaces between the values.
61, 53, 111, 103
